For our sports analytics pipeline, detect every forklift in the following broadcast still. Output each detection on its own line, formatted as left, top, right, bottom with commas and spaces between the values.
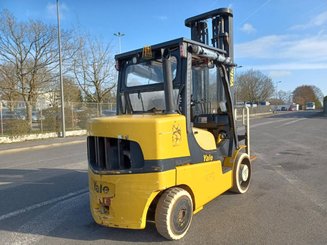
87, 8, 252, 240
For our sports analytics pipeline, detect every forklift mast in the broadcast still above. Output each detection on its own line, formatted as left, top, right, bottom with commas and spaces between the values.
185, 8, 234, 102
185, 8, 233, 63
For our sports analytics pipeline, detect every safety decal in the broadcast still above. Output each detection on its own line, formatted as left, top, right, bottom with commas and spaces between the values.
172, 123, 182, 146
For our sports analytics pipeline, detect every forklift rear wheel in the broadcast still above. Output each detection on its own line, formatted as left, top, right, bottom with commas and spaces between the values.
231, 153, 251, 194
155, 187, 193, 240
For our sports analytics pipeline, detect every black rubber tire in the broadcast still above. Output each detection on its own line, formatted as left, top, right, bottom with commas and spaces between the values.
155, 187, 193, 240
230, 153, 252, 194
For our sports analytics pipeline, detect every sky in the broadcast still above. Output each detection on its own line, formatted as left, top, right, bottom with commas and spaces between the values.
1, 0, 327, 96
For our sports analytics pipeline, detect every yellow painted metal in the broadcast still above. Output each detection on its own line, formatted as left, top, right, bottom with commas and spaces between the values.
192, 127, 216, 150
193, 206, 204, 214
176, 161, 233, 210
89, 169, 176, 229
223, 145, 247, 168
88, 114, 190, 160
216, 133, 224, 144
88, 114, 243, 230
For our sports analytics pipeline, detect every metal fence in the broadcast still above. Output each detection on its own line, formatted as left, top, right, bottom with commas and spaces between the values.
0, 100, 275, 137
0, 101, 116, 137
235, 104, 274, 116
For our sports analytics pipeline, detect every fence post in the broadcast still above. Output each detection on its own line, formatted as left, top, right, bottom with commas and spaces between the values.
242, 108, 245, 125
40, 108, 43, 132
0, 102, 3, 136
71, 104, 74, 129
97, 103, 99, 117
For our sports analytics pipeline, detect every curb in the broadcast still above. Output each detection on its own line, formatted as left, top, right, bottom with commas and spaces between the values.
0, 130, 86, 144
0, 139, 86, 155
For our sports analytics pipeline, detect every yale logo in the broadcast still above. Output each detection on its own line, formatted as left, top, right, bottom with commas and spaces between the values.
203, 154, 213, 162
172, 123, 182, 146
94, 182, 109, 194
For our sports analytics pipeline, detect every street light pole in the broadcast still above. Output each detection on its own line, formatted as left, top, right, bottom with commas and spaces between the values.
289, 93, 293, 104
114, 32, 125, 53
56, 0, 65, 138
275, 80, 282, 100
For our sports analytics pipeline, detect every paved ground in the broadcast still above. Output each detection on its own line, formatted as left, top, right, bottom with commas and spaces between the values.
0, 111, 326, 244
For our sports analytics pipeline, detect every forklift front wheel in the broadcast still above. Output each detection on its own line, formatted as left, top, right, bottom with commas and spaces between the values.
231, 153, 252, 194
155, 187, 193, 240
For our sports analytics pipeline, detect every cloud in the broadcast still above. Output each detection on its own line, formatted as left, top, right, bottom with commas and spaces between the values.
236, 35, 287, 58
251, 63, 327, 71
313, 10, 327, 26
290, 10, 327, 30
281, 35, 327, 62
240, 23, 256, 34
236, 9, 327, 72
236, 33, 327, 61
269, 70, 292, 77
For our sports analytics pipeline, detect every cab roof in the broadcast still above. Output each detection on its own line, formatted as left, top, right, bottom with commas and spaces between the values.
114, 37, 227, 61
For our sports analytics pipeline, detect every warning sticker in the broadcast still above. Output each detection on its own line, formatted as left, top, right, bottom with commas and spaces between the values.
142, 46, 152, 59
230, 68, 234, 87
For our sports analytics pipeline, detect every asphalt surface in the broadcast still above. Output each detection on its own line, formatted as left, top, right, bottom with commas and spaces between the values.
0, 111, 326, 244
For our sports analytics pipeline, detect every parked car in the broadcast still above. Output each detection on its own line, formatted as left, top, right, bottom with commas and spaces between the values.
1, 111, 21, 120
101, 109, 116, 116
32, 111, 45, 122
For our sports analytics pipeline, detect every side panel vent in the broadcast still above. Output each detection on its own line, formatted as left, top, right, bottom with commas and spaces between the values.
87, 136, 145, 171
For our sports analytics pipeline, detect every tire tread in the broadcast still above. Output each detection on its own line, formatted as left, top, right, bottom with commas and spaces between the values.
155, 187, 192, 240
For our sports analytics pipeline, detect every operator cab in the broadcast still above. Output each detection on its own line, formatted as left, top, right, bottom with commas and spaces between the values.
115, 8, 238, 161
115, 37, 237, 161
116, 45, 179, 114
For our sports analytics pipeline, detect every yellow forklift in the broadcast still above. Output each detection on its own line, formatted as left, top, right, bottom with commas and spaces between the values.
87, 8, 252, 240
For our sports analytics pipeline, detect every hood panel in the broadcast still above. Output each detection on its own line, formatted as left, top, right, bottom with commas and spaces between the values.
88, 114, 190, 160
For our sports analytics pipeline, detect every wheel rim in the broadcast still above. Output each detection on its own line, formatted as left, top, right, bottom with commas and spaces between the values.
237, 158, 251, 191
171, 197, 192, 235
240, 164, 249, 182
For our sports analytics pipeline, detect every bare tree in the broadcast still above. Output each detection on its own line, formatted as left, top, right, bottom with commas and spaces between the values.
0, 62, 19, 110
0, 10, 77, 128
269, 98, 284, 105
47, 76, 82, 107
63, 77, 82, 103
311, 85, 324, 104
235, 69, 274, 102
72, 36, 116, 113
277, 90, 293, 104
